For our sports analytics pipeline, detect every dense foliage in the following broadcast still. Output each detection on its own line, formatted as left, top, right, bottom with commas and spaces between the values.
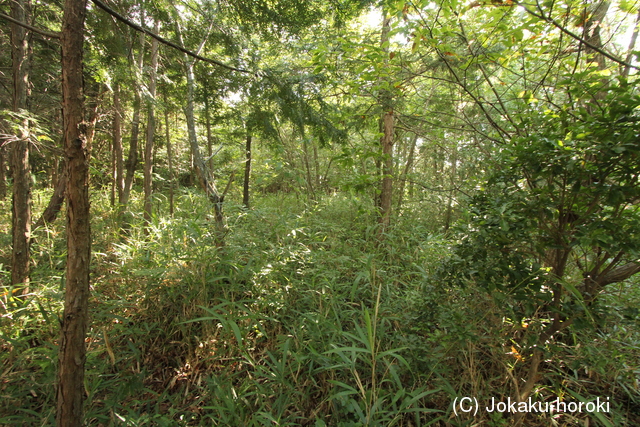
1, 0, 640, 425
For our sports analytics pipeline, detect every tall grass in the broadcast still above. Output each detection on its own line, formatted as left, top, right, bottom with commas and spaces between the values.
1, 189, 638, 425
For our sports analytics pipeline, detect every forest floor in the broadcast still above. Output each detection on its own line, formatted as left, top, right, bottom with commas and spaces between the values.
1, 189, 639, 426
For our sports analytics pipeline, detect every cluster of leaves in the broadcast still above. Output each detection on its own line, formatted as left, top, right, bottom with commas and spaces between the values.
442, 79, 640, 305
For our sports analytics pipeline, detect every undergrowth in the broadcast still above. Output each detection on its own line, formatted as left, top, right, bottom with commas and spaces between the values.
1, 189, 638, 425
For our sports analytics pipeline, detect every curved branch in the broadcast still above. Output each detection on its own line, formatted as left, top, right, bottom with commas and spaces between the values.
519, 3, 638, 71
90, 0, 254, 74
595, 262, 640, 288
0, 12, 60, 39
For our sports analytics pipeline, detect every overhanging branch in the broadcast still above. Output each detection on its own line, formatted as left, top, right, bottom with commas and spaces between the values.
0, 12, 60, 39
596, 262, 640, 287
520, 3, 639, 71
90, 0, 254, 75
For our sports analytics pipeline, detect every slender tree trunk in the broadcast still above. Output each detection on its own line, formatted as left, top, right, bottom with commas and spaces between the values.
34, 98, 98, 230
35, 139, 64, 229
163, 93, 174, 216
57, 0, 90, 424
378, 111, 394, 230
110, 139, 115, 206
143, 21, 159, 226
204, 93, 214, 171
243, 130, 252, 208
581, 1, 610, 110
184, 68, 225, 239
396, 134, 418, 212
444, 145, 458, 230
313, 142, 320, 188
176, 19, 225, 243
34, 167, 66, 230
374, 155, 382, 210
122, 24, 145, 209
301, 135, 315, 199
113, 83, 124, 205
122, 92, 141, 208
84, 82, 102, 157
624, 10, 640, 78
110, 89, 117, 206
582, 1, 610, 71
51, 152, 59, 189
0, 145, 6, 200
377, 12, 394, 235
11, 0, 31, 291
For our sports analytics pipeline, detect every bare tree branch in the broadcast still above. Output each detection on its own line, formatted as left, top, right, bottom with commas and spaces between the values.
90, 0, 254, 74
624, 9, 640, 77
0, 12, 60, 39
596, 262, 640, 288
520, 2, 639, 71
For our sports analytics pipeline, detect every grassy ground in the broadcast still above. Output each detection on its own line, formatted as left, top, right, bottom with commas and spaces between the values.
1, 188, 639, 425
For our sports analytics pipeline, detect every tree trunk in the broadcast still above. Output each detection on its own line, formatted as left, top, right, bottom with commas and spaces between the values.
163, 93, 175, 216
582, 1, 610, 71
110, 135, 115, 206
57, 0, 90, 424
0, 145, 6, 200
313, 142, 320, 188
34, 166, 66, 230
377, 12, 394, 235
184, 63, 225, 241
396, 134, 418, 213
378, 111, 394, 230
204, 92, 214, 171
11, 0, 32, 291
113, 83, 124, 206
143, 21, 159, 226
176, 19, 225, 244
34, 99, 99, 230
84, 82, 101, 157
301, 135, 315, 199
444, 144, 458, 231
122, 92, 141, 208
623, 10, 640, 78
243, 131, 252, 208
121, 24, 145, 209
51, 151, 59, 189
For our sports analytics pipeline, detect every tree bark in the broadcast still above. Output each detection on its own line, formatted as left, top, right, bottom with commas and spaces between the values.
122, 92, 141, 208
623, 10, 640, 78
143, 21, 159, 226
176, 19, 225, 244
243, 130, 252, 208
301, 135, 315, 199
444, 145, 458, 231
163, 93, 175, 216
595, 262, 640, 288
377, 12, 394, 235
396, 134, 417, 213
582, 1, 610, 71
121, 21, 145, 209
313, 142, 320, 188
185, 63, 225, 242
11, 0, 32, 291
34, 97, 98, 230
113, 83, 124, 205
34, 167, 66, 230
204, 91, 214, 171
378, 110, 394, 231
84, 82, 101, 156
51, 151, 60, 189
0, 145, 6, 200
57, 0, 90, 424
